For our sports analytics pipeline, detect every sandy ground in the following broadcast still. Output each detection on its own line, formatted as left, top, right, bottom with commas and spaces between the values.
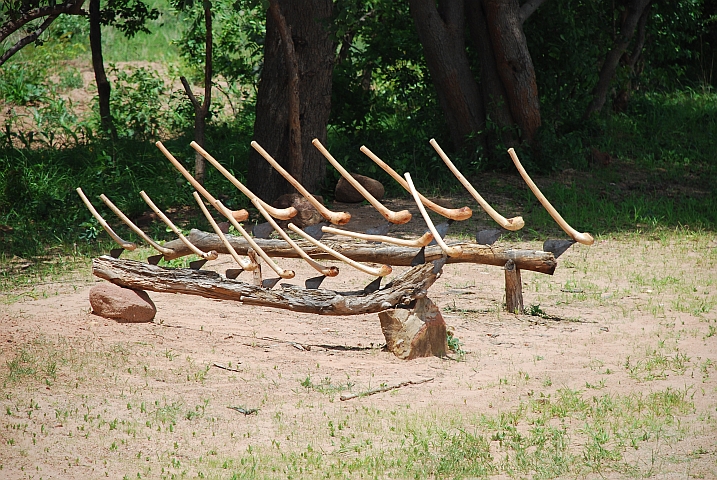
1, 200, 716, 478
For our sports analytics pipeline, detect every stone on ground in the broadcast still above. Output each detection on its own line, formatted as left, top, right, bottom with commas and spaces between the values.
335, 173, 384, 203
89, 283, 156, 323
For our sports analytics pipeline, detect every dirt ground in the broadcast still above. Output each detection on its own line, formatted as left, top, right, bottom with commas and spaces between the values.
1, 199, 716, 478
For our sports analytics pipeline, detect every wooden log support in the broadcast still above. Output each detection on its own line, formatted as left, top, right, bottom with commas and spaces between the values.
378, 297, 447, 359
92, 256, 440, 316
504, 259, 524, 314
162, 230, 557, 275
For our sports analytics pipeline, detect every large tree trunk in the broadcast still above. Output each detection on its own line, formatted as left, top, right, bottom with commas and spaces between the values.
483, 0, 541, 145
249, 0, 334, 202
583, 0, 652, 119
89, 0, 114, 137
465, 0, 518, 152
408, 0, 486, 152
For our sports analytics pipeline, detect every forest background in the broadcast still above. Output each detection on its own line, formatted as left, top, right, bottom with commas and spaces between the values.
0, 0, 716, 258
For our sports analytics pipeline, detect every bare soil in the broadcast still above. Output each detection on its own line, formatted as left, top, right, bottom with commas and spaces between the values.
1, 199, 716, 478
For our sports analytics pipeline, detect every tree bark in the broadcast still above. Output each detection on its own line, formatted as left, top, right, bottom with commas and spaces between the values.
466, 0, 518, 151
249, 0, 334, 201
160, 229, 558, 274
181, 1, 213, 185
92, 256, 440, 316
583, 0, 652, 119
268, 0, 302, 183
483, 0, 542, 145
408, 0, 486, 152
89, 0, 114, 137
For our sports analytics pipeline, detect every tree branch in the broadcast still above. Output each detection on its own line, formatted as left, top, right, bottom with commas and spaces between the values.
201, 0, 212, 114
519, 0, 548, 24
0, 12, 60, 67
0, 0, 85, 44
180, 76, 201, 109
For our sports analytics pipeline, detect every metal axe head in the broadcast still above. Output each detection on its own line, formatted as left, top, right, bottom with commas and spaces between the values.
543, 239, 576, 259
427, 219, 454, 245
362, 276, 382, 294
261, 277, 281, 289
110, 248, 124, 259
147, 254, 164, 265
432, 255, 448, 274
476, 228, 503, 246
225, 268, 244, 280
189, 258, 208, 270
305, 275, 326, 289
411, 246, 426, 266
365, 221, 391, 236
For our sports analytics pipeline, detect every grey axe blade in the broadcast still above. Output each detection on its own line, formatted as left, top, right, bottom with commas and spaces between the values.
189, 258, 208, 270
252, 222, 274, 239
543, 239, 576, 259
476, 228, 503, 246
225, 268, 243, 279
110, 248, 124, 259
147, 254, 163, 265
261, 277, 281, 289
305, 275, 326, 289
411, 246, 426, 266
362, 276, 382, 294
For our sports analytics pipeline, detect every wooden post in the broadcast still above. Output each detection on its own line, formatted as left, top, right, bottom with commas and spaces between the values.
378, 297, 448, 359
504, 259, 523, 314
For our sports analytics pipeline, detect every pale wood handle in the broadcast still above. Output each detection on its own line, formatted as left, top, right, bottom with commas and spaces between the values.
322, 226, 434, 248
404, 173, 462, 257
139, 191, 218, 261
252, 200, 339, 277
287, 223, 392, 277
508, 148, 594, 245
99, 194, 173, 255
76, 188, 136, 250
360, 145, 473, 221
430, 139, 524, 231
251, 141, 351, 225
156, 141, 249, 222
187, 141, 296, 221
313, 139, 412, 224
211, 200, 295, 279
192, 192, 256, 271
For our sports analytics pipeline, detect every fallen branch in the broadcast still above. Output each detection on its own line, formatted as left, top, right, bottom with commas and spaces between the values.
92, 256, 440, 315
340, 377, 434, 401
212, 362, 242, 372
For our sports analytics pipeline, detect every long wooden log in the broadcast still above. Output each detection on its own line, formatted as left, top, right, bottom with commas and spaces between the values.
92, 256, 440, 316
161, 229, 556, 275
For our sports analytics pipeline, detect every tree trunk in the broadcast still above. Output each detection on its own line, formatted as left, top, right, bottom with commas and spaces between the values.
583, 0, 652, 119
268, 0, 303, 183
249, 0, 334, 201
408, 0, 486, 152
182, 2, 213, 186
465, 0, 518, 152
483, 0, 541, 145
89, 0, 114, 137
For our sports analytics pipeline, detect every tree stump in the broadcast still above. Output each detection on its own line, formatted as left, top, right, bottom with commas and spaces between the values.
378, 297, 447, 359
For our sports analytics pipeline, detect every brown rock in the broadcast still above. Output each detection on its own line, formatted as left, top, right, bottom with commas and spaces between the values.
89, 283, 156, 323
273, 193, 324, 228
334, 173, 384, 203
